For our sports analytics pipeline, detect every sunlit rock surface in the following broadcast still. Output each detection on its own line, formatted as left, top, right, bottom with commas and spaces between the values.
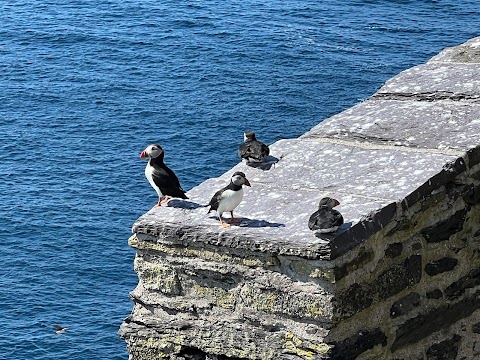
120, 37, 480, 360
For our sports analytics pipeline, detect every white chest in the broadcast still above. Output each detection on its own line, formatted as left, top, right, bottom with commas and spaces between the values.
217, 188, 244, 214
145, 161, 162, 197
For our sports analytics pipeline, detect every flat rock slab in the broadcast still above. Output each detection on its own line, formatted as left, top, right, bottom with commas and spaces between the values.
133, 139, 457, 258
429, 36, 480, 63
302, 100, 480, 151
376, 63, 480, 97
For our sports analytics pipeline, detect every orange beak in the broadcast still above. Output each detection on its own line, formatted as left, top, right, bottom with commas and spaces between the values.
139, 150, 147, 159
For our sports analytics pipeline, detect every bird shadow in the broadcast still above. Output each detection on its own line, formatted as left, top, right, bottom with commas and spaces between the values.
246, 155, 280, 171
206, 216, 284, 228
314, 222, 353, 239
237, 217, 285, 228
166, 199, 206, 209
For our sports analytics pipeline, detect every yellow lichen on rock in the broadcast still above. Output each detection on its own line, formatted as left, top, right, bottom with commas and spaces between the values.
283, 332, 330, 359
193, 283, 236, 309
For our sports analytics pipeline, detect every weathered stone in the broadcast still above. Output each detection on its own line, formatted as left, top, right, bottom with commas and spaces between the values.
303, 99, 480, 152
472, 322, 480, 334
334, 249, 374, 281
426, 334, 461, 360
412, 242, 423, 251
376, 63, 480, 97
385, 243, 403, 258
336, 255, 422, 318
426, 289, 443, 300
425, 257, 459, 276
421, 209, 468, 243
392, 290, 480, 351
464, 185, 480, 205
329, 328, 387, 360
445, 269, 480, 300
330, 202, 398, 259
335, 283, 373, 319
404, 158, 467, 210
466, 145, 480, 168
390, 292, 421, 318
430, 37, 480, 63
375, 255, 422, 300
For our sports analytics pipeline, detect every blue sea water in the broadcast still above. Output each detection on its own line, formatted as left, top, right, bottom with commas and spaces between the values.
1, 1, 479, 359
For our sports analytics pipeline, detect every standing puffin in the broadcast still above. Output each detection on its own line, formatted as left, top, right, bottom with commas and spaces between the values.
208, 171, 251, 227
140, 144, 188, 207
238, 131, 270, 164
308, 197, 344, 233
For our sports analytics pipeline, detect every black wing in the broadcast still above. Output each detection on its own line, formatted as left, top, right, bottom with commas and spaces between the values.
308, 209, 323, 230
238, 142, 251, 159
308, 208, 343, 230
152, 165, 188, 199
261, 142, 270, 157
207, 186, 228, 212
331, 209, 344, 227
238, 140, 268, 162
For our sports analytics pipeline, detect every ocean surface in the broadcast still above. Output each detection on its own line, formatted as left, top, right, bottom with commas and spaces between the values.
1, 1, 479, 359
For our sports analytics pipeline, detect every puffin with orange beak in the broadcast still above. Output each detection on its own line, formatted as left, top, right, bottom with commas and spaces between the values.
207, 171, 251, 227
140, 144, 188, 207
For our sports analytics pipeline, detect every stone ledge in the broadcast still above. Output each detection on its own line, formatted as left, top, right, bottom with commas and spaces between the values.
122, 36, 480, 360
132, 141, 475, 260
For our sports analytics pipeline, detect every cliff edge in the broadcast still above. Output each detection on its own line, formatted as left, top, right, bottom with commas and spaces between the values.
120, 37, 480, 359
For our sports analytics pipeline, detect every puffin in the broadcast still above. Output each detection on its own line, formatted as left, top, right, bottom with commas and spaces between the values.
54, 324, 68, 334
238, 131, 270, 164
308, 197, 344, 233
140, 144, 188, 207
208, 171, 251, 227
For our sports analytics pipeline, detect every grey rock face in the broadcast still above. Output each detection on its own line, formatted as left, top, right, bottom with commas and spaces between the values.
121, 37, 480, 359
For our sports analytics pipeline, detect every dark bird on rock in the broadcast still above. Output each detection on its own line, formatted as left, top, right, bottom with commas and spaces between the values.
54, 324, 68, 334
308, 197, 344, 233
208, 171, 251, 227
140, 144, 188, 207
238, 131, 270, 164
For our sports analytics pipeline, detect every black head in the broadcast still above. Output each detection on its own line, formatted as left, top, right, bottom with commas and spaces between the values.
319, 197, 340, 209
140, 144, 164, 159
244, 131, 256, 142
231, 171, 251, 187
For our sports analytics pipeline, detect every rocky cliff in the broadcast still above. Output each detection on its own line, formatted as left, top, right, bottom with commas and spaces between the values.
119, 37, 480, 359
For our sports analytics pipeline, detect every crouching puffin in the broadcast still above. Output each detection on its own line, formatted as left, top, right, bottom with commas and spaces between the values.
308, 197, 344, 233
238, 131, 270, 164
208, 171, 251, 227
140, 144, 187, 207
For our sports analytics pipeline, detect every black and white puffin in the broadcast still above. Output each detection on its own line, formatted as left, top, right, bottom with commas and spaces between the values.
308, 197, 344, 233
54, 324, 68, 334
208, 171, 251, 227
238, 131, 270, 164
140, 144, 188, 207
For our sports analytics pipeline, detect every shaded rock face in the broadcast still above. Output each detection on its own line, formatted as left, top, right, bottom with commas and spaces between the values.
120, 37, 480, 359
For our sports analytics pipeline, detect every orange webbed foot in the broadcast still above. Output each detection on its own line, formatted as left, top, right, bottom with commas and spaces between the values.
230, 211, 241, 223
159, 196, 170, 206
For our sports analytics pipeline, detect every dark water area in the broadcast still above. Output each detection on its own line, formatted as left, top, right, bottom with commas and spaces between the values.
0, 0, 479, 358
